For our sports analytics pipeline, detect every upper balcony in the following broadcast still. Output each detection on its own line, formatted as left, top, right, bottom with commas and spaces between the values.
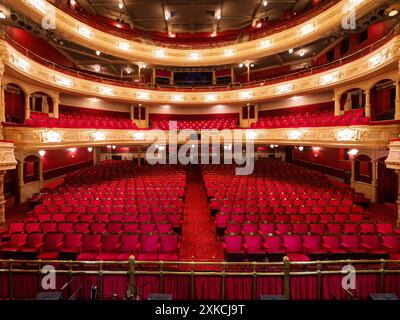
0, 0, 390, 66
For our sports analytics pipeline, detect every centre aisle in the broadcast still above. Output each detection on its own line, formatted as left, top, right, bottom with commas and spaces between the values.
180, 165, 224, 261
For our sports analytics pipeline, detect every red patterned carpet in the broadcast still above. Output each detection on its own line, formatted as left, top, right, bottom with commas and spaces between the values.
180, 165, 224, 262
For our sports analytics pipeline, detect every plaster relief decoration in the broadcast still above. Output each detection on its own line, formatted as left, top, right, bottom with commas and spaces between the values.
275, 83, 294, 95
245, 130, 258, 140
132, 131, 145, 141
53, 75, 73, 88
0, 142, 17, 170
9, 52, 30, 72
40, 130, 64, 143
91, 131, 106, 141
335, 128, 360, 141
287, 130, 305, 140
97, 86, 116, 96
319, 72, 342, 85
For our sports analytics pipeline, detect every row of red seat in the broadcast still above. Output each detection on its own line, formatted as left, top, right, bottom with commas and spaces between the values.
152, 119, 238, 130
1, 220, 177, 236
25, 111, 137, 129
223, 233, 400, 262
0, 232, 179, 261
223, 222, 400, 236
251, 109, 369, 129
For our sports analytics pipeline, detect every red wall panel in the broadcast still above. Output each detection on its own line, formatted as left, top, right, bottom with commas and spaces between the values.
149, 113, 240, 123
259, 102, 333, 118
59, 105, 130, 118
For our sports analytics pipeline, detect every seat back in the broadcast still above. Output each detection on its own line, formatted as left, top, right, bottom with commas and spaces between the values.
244, 234, 263, 252
63, 233, 83, 249
8, 233, 28, 247
141, 234, 159, 253
43, 232, 64, 251
120, 233, 139, 252
82, 233, 102, 252
160, 234, 178, 253
283, 235, 302, 253
224, 235, 243, 252
303, 235, 322, 250
102, 233, 121, 252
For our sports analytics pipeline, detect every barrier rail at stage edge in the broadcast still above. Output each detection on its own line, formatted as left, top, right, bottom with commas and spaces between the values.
1, 22, 399, 93
1, 256, 400, 300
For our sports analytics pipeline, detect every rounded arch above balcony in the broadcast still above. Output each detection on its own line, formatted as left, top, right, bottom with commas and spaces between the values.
2, 0, 386, 67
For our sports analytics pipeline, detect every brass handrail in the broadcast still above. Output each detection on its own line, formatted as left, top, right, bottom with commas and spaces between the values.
1, 257, 399, 300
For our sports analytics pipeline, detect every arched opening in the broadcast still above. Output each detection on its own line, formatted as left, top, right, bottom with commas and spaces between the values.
370, 79, 396, 121
4, 83, 25, 124
30, 92, 54, 114
378, 156, 398, 203
340, 88, 365, 113
354, 155, 372, 184
23, 155, 40, 184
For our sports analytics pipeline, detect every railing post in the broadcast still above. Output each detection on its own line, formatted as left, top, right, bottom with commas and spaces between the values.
221, 261, 227, 300
99, 261, 103, 299
283, 256, 290, 300
160, 261, 164, 294
190, 260, 195, 300
8, 259, 13, 299
128, 255, 136, 298
317, 261, 322, 300
380, 259, 385, 293
252, 261, 257, 300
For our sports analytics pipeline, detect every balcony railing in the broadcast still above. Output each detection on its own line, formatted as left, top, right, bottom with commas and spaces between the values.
1, 257, 399, 300
1, 22, 398, 93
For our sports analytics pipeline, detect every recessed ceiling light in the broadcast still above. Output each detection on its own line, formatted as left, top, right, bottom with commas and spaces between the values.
288, 48, 294, 54
94, 65, 101, 72
389, 10, 398, 16
0, 11, 6, 19
263, 1, 268, 6
95, 50, 101, 56
70, 0, 76, 5
299, 50, 305, 56
118, 2, 123, 9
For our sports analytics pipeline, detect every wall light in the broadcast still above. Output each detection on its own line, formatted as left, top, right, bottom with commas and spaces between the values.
348, 148, 359, 156
87, 147, 93, 152
298, 146, 304, 151
112, 145, 116, 150
38, 150, 46, 157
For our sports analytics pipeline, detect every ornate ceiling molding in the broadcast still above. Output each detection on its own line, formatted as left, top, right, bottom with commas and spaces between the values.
2, 0, 387, 66
1, 35, 399, 105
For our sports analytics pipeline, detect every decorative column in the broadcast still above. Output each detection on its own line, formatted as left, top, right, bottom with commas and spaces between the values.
344, 92, 351, 113
333, 93, 341, 116
350, 157, 356, 189
130, 105, 134, 121
364, 88, 371, 118
371, 160, 379, 203
24, 93, 31, 121
53, 95, 59, 118
395, 80, 400, 120
396, 170, 400, 227
38, 157, 44, 189
93, 147, 100, 165
385, 140, 400, 227
0, 142, 18, 226
0, 62, 5, 124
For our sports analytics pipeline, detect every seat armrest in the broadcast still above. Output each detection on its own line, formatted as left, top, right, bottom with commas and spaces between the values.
56, 242, 64, 249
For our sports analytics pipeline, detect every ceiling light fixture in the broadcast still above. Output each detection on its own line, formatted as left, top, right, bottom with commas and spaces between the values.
389, 10, 398, 16
118, 2, 123, 9
95, 50, 101, 56
263, 1, 268, 6
0, 11, 6, 19
288, 48, 294, 54
299, 50, 305, 57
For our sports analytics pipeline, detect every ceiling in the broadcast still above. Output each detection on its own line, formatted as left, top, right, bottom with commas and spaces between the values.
77, 0, 315, 34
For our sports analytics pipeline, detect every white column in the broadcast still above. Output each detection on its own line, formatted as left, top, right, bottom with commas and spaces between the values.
344, 93, 351, 113
365, 89, 371, 118
38, 157, 44, 189
350, 158, 356, 188
130, 105, 134, 121
371, 160, 379, 203
24, 94, 31, 121
334, 93, 341, 116
42, 96, 49, 114
395, 81, 400, 120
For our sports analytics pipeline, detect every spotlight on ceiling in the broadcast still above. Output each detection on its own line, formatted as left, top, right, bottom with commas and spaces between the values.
263, 1, 268, 6
288, 48, 294, 54
299, 50, 305, 57
388, 9, 399, 17
0, 11, 6, 19
118, 2, 123, 9
95, 50, 101, 56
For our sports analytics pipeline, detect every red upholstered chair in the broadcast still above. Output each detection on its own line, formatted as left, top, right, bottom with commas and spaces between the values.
77, 233, 102, 260
321, 235, 347, 255
66, 213, 79, 222
80, 214, 94, 223
0, 233, 28, 258
242, 222, 258, 234
156, 223, 173, 234
282, 235, 310, 261
244, 234, 264, 256
309, 223, 326, 235
90, 222, 107, 233
123, 223, 139, 233
226, 222, 241, 234
360, 223, 376, 233
167, 214, 182, 228
263, 235, 285, 255
381, 235, 400, 259
276, 223, 292, 235
59, 233, 83, 260
360, 235, 387, 257
340, 235, 367, 255
259, 222, 275, 235
343, 223, 360, 234
38, 232, 64, 260
41, 222, 57, 233
305, 215, 319, 223
327, 223, 343, 234
348, 214, 363, 223
25, 222, 41, 234
109, 214, 123, 222
116, 233, 140, 261
292, 223, 309, 234
106, 222, 123, 233
223, 234, 244, 258
159, 233, 180, 261
74, 222, 90, 233
320, 214, 333, 223
138, 234, 160, 261
97, 233, 121, 260
1, 222, 25, 240
57, 222, 74, 233
377, 223, 399, 235
302, 235, 327, 256
52, 213, 66, 222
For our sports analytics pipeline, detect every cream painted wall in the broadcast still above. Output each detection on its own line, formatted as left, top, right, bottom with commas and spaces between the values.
60, 94, 131, 112
148, 104, 241, 115
258, 91, 334, 111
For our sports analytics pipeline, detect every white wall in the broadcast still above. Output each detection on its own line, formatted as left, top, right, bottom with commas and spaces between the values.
258, 91, 333, 111
60, 94, 131, 112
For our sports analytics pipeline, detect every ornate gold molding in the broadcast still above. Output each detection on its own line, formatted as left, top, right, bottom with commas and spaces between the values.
3, 125, 398, 151
0, 141, 17, 170
1, 35, 400, 105
386, 140, 400, 170
2, 0, 387, 66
